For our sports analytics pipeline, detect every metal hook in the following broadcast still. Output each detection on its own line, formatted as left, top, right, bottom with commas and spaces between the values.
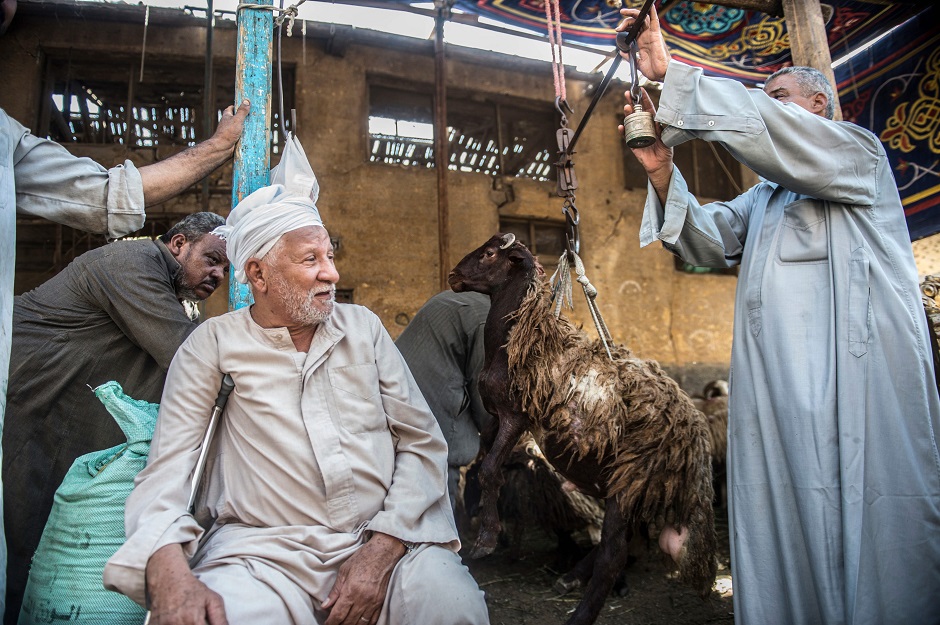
628, 40, 642, 102
615, 0, 656, 53
615, 29, 632, 53
555, 95, 574, 127
562, 199, 581, 257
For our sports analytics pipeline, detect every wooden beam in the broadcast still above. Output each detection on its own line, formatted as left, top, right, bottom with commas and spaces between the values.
201, 0, 215, 210
434, 5, 451, 292
781, 0, 843, 120
309, 0, 613, 58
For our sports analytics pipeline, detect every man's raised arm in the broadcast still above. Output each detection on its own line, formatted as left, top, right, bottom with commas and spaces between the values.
139, 100, 250, 206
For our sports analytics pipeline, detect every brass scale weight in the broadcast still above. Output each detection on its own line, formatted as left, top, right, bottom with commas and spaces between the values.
621, 37, 657, 148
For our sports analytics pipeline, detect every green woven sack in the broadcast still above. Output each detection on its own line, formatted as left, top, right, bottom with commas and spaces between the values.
19, 382, 158, 625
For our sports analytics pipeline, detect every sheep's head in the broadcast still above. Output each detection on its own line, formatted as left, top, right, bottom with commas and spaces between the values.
449, 233, 538, 295
703, 380, 729, 399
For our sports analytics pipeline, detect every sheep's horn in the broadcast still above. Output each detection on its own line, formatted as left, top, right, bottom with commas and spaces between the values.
500, 233, 516, 249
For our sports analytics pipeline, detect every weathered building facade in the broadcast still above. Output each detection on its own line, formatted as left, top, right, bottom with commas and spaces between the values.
2, 0, 740, 388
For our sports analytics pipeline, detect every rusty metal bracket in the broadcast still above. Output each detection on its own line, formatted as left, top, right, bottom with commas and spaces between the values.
562, 198, 580, 257
555, 127, 578, 197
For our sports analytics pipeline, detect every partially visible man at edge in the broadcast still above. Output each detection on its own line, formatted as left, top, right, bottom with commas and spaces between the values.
5, 211, 231, 620
1, 100, 249, 622
617, 6, 940, 625
104, 184, 490, 625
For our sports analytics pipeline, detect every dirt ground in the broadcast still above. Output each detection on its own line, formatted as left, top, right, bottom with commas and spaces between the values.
461, 506, 735, 625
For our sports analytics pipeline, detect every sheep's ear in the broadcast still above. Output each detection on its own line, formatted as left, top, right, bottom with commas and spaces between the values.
507, 248, 527, 264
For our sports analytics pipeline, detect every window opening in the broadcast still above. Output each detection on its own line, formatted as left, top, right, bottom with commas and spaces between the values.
368, 83, 555, 181
20, 55, 297, 287
40, 56, 293, 152
674, 139, 741, 200
498, 217, 566, 266
368, 84, 435, 169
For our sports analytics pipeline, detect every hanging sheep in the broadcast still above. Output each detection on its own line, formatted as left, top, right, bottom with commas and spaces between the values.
449, 233, 718, 625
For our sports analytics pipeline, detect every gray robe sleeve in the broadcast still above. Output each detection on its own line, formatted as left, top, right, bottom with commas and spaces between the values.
654, 60, 880, 205
639, 165, 753, 268
10, 113, 145, 238
638, 60, 885, 266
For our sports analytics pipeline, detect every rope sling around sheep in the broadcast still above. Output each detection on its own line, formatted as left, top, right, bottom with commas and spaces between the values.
546, 0, 657, 361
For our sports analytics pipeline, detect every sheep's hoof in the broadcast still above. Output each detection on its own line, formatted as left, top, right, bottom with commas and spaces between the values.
469, 540, 497, 559
553, 575, 581, 595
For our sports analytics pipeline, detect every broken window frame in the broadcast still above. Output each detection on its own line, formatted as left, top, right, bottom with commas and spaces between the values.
36, 52, 294, 152
367, 77, 556, 182
498, 216, 567, 267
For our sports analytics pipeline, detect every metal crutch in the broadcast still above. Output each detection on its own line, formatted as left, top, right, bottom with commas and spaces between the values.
187, 374, 235, 511
143, 373, 235, 625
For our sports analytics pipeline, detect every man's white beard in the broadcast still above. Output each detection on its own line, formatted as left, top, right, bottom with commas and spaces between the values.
274, 275, 335, 326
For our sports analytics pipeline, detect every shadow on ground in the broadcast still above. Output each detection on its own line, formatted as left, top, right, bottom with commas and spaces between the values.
463, 506, 734, 625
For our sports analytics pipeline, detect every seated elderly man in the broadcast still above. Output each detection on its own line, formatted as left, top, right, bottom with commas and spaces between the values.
104, 185, 490, 625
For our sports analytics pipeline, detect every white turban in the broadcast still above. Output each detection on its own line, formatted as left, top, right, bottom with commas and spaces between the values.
212, 184, 323, 284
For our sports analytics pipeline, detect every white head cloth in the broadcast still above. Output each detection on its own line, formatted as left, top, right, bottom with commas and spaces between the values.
212, 184, 323, 284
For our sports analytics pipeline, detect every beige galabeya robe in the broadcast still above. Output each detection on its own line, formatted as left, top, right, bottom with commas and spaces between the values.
104, 304, 489, 624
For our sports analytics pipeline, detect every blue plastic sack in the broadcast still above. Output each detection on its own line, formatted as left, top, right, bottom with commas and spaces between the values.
19, 382, 157, 625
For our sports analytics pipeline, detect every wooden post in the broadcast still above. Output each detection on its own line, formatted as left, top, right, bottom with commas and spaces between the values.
781, 0, 842, 120
229, 0, 273, 310
124, 62, 136, 146
201, 0, 215, 210
434, 5, 450, 291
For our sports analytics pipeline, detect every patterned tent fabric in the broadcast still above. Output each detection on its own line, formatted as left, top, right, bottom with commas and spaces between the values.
835, 5, 939, 240
419, 1, 912, 84
401, 0, 935, 236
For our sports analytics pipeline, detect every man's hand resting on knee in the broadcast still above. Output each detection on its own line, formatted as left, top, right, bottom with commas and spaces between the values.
322, 531, 408, 625
146, 543, 228, 625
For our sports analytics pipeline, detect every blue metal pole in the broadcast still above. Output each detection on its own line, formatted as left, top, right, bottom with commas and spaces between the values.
230, 0, 273, 311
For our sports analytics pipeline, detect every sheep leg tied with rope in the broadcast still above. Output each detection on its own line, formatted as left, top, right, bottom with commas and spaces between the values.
449, 233, 718, 625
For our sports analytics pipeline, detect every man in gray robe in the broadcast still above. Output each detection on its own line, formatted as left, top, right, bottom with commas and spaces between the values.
0, 100, 248, 621
617, 6, 940, 624
104, 184, 490, 625
395, 290, 493, 514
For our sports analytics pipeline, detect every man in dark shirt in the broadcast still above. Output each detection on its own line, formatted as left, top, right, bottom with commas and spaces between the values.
3, 212, 228, 620
395, 290, 493, 515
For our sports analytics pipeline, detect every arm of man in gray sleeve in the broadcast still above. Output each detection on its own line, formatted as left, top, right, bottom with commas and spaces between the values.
138, 101, 249, 205
9, 101, 248, 238
653, 62, 878, 205
616, 6, 751, 268
617, 6, 878, 207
